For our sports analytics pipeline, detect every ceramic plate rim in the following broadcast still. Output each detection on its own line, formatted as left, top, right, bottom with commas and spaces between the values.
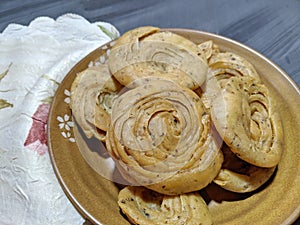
48, 28, 300, 225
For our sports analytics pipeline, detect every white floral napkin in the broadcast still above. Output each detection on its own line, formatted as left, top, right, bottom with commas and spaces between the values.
0, 14, 119, 225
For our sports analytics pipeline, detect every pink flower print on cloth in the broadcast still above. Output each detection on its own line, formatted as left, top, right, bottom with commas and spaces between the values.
24, 103, 50, 155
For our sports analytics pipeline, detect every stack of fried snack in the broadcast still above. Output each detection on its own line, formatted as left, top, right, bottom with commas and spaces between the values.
70, 27, 283, 225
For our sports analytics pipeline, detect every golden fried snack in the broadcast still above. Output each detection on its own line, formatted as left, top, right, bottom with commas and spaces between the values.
203, 49, 262, 109
108, 26, 208, 89
106, 78, 223, 195
112, 26, 159, 49
213, 144, 276, 193
108, 62, 198, 90
208, 51, 261, 81
210, 76, 283, 167
118, 186, 213, 225
197, 40, 220, 60
70, 64, 123, 141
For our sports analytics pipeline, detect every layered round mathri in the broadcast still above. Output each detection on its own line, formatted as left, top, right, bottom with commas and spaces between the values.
203, 50, 262, 109
108, 26, 208, 89
106, 78, 223, 195
108, 62, 199, 90
111, 26, 160, 49
208, 51, 261, 81
210, 76, 283, 168
118, 186, 213, 225
70, 64, 123, 141
213, 144, 276, 193
197, 40, 220, 60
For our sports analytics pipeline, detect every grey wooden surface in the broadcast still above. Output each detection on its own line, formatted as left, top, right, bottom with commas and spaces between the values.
1, 0, 299, 224
1, 0, 300, 87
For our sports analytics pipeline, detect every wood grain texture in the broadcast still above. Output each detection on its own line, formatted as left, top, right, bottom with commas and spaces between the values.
0, 0, 299, 224
1, 0, 299, 86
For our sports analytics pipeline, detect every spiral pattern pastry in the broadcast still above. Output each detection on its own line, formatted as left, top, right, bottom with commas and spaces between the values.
213, 144, 276, 193
108, 26, 208, 90
210, 76, 283, 167
197, 40, 220, 60
70, 64, 123, 141
106, 78, 223, 195
208, 51, 261, 81
118, 186, 213, 225
203, 50, 262, 109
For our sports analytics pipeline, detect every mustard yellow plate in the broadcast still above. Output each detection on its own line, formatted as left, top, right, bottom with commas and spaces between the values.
48, 29, 300, 225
